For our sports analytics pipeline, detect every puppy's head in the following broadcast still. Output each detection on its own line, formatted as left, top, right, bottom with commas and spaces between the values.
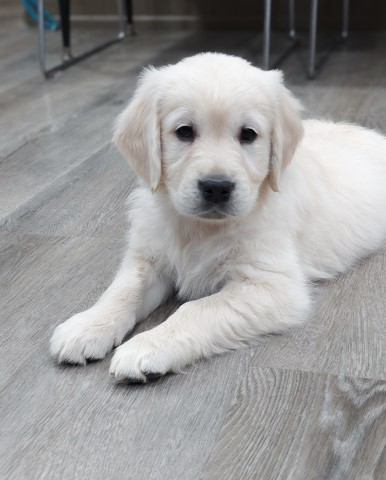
114, 53, 303, 221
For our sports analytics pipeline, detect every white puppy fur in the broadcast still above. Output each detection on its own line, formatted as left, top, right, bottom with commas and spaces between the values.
50, 53, 386, 383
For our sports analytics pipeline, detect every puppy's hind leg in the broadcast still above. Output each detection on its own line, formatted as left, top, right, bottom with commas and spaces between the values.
50, 253, 171, 365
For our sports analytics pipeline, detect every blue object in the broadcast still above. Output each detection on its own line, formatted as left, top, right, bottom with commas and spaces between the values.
22, 0, 59, 31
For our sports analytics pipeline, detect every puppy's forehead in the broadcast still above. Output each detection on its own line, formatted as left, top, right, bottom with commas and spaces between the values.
159, 55, 274, 125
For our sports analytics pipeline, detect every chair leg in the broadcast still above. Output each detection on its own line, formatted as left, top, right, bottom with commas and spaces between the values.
126, 0, 133, 25
117, 0, 126, 38
38, 0, 127, 77
308, 0, 318, 79
342, 0, 349, 38
263, 0, 272, 70
124, 0, 135, 35
38, 0, 47, 75
58, 0, 72, 60
289, 0, 296, 39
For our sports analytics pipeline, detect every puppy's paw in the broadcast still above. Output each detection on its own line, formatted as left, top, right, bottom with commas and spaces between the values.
50, 310, 129, 365
109, 333, 177, 383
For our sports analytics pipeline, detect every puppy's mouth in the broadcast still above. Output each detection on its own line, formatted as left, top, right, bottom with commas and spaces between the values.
198, 210, 228, 220
195, 205, 234, 220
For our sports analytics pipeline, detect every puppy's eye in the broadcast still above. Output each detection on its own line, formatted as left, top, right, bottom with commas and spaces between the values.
240, 127, 258, 143
176, 125, 195, 141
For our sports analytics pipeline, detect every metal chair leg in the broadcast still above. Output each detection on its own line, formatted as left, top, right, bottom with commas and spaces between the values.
308, 0, 318, 79
289, 0, 296, 39
58, 0, 72, 61
263, 0, 272, 70
262, 0, 298, 71
342, 0, 349, 38
38, 0, 129, 78
125, 0, 135, 35
38, 0, 47, 76
117, 0, 127, 38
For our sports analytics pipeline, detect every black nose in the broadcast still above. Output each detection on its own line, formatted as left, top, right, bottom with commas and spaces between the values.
198, 176, 235, 204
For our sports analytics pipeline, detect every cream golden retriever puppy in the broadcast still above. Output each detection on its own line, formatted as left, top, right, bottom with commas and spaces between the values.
50, 53, 386, 382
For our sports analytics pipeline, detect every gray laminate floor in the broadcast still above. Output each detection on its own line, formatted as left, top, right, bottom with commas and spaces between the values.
1, 3, 386, 479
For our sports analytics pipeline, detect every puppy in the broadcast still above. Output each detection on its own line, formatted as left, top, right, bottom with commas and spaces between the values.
50, 53, 386, 383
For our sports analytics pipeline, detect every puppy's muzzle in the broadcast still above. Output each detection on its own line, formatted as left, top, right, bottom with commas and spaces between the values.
198, 176, 235, 205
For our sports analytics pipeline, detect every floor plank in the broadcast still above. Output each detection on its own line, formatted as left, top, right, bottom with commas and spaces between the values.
0, 351, 250, 480
201, 367, 386, 480
1, 145, 135, 240
0, 100, 120, 221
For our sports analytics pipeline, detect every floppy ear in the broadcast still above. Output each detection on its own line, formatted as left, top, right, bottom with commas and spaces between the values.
113, 68, 162, 191
267, 71, 304, 192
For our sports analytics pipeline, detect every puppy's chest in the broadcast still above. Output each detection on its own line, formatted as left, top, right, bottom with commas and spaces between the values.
161, 234, 238, 300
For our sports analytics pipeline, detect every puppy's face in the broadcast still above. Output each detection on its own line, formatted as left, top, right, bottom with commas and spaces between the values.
161, 79, 271, 220
114, 54, 304, 221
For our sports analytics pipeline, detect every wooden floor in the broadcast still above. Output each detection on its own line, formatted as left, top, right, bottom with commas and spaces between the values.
1, 3, 386, 479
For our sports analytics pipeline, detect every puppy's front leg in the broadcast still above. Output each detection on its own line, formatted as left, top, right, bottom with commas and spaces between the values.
50, 254, 171, 365
110, 275, 310, 382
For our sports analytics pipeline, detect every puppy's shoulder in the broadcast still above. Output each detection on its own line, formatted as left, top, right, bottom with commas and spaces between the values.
126, 185, 173, 253
127, 182, 154, 215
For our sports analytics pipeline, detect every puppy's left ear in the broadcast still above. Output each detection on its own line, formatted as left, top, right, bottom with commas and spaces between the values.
113, 67, 162, 192
267, 70, 304, 192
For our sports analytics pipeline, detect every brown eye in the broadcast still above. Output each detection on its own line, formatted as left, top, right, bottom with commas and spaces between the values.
240, 127, 257, 143
176, 125, 195, 141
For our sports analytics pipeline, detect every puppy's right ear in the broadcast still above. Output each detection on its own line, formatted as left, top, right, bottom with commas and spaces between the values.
113, 68, 162, 191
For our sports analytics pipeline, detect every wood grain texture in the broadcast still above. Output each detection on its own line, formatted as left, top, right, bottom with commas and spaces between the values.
201, 367, 386, 480
2, 146, 135, 240
0, 106, 116, 221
